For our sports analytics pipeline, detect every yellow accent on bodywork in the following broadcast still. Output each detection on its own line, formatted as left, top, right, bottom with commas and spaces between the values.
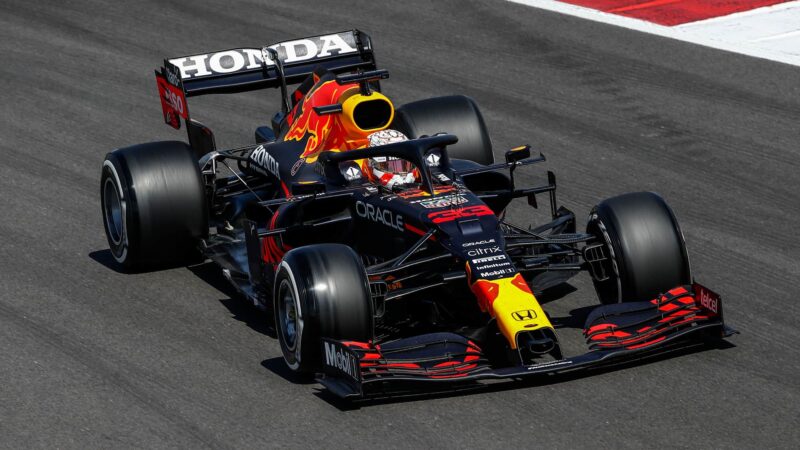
340, 91, 394, 135
470, 275, 554, 349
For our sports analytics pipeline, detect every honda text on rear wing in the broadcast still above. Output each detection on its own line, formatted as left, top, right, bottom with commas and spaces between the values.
154, 30, 377, 147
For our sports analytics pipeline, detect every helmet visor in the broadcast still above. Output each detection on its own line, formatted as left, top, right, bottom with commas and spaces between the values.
371, 157, 414, 175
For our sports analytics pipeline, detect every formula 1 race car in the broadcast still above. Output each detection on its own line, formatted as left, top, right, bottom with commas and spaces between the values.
100, 30, 735, 398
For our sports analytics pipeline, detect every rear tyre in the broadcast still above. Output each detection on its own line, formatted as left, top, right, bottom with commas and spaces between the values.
273, 244, 374, 373
587, 192, 691, 304
393, 95, 494, 165
101, 141, 207, 270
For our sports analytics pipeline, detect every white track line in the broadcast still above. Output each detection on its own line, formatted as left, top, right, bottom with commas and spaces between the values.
673, 0, 799, 26
677, 2, 800, 60
508, 0, 800, 67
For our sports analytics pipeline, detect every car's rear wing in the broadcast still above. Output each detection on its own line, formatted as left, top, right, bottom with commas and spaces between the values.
154, 29, 377, 137
164, 29, 375, 97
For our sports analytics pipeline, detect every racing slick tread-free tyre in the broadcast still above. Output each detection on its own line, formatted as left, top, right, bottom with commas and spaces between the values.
101, 141, 207, 270
273, 244, 374, 374
393, 95, 494, 165
587, 192, 691, 304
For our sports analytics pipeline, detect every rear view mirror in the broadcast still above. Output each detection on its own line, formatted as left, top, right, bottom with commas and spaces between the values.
505, 145, 531, 164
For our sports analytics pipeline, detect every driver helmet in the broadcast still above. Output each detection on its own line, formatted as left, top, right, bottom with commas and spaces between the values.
367, 129, 416, 189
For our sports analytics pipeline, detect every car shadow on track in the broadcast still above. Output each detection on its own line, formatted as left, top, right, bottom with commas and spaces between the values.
91, 251, 314, 384
90, 251, 270, 338
260, 357, 318, 385
187, 262, 320, 385
88, 249, 129, 274
550, 305, 595, 330
535, 283, 578, 305
187, 261, 277, 337
94, 254, 737, 407
314, 338, 736, 411
97, 253, 315, 386
89, 249, 196, 274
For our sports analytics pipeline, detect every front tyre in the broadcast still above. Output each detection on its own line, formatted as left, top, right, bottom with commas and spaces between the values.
273, 244, 374, 373
587, 192, 691, 304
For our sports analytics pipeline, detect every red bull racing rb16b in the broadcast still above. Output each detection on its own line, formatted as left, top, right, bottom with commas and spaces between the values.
100, 30, 736, 398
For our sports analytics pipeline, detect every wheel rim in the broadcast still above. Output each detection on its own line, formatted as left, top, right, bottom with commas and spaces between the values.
277, 279, 298, 352
588, 213, 622, 303
103, 177, 124, 245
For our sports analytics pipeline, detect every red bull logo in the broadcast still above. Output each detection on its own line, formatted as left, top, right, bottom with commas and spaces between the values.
283, 70, 395, 163
284, 79, 355, 162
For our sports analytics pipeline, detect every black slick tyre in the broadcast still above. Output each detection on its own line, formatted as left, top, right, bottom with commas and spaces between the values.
273, 244, 374, 374
393, 95, 494, 165
587, 192, 691, 304
101, 141, 207, 270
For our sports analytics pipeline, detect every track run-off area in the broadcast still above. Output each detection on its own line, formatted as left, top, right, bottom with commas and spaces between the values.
510, 0, 800, 66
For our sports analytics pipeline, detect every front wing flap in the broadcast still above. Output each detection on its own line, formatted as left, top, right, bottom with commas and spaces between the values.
318, 283, 735, 398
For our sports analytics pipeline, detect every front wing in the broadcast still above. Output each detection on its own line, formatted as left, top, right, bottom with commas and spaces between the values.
318, 283, 736, 399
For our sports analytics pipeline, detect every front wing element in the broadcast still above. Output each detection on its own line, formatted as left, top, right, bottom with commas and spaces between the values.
318, 283, 735, 399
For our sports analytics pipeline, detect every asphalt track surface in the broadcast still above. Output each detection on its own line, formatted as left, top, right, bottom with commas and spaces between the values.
1, 1, 798, 448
